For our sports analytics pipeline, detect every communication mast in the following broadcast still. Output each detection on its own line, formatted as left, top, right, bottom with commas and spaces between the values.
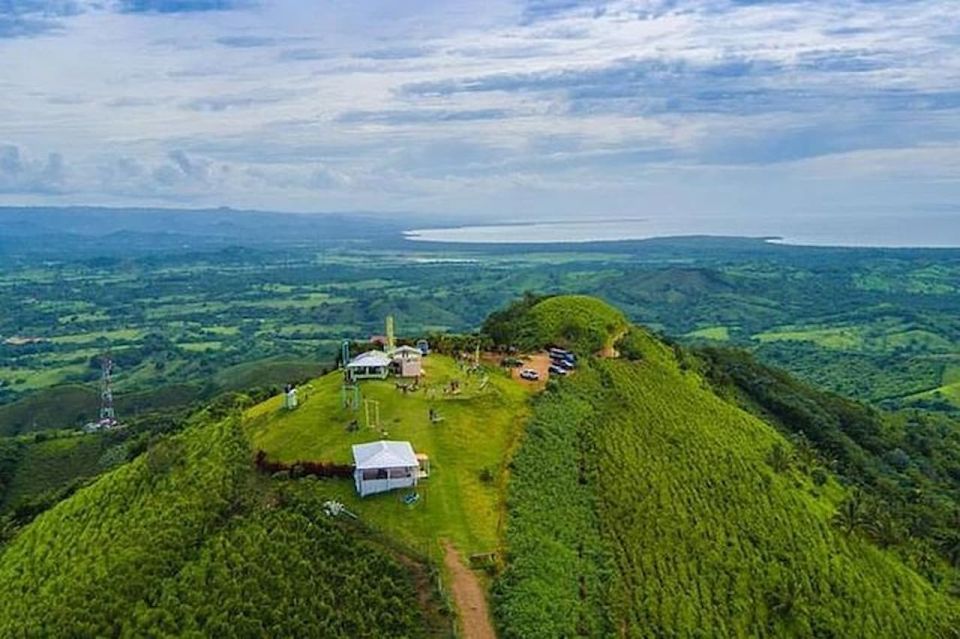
83, 354, 122, 432
99, 356, 117, 425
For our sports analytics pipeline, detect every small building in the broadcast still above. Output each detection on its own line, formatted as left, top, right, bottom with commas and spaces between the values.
283, 384, 298, 410
390, 345, 423, 377
346, 350, 392, 380
352, 440, 421, 497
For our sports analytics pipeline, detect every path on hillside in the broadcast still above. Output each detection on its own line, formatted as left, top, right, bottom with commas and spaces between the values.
599, 329, 628, 358
442, 541, 496, 639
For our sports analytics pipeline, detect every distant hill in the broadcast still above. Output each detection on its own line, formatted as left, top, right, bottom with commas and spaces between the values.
0, 206, 423, 258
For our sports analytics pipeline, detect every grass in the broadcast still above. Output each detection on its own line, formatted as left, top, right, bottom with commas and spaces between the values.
496, 328, 960, 637
246, 354, 533, 556
754, 326, 864, 350
685, 325, 731, 341
48, 328, 143, 345
1, 434, 108, 510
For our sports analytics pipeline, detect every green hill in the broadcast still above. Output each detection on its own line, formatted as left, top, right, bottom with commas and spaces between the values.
494, 326, 960, 637
0, 410, 442, 637
0, 295, 957, 637
483, 293, 628, 353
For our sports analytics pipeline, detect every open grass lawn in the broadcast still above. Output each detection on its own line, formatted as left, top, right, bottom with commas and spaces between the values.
246, 354, 533, 556
685, 325, 731, 341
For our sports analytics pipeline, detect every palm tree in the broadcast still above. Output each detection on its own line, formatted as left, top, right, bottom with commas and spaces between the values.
833, 488, 869, 536
766, 443, 792, 474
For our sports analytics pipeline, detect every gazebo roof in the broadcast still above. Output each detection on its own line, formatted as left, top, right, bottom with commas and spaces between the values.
352, 440, 418, 469
346, 350, 392, 368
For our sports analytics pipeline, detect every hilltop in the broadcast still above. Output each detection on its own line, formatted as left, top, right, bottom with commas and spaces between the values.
0, 294, 956, 637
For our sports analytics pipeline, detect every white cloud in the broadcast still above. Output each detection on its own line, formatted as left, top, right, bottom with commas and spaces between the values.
0, 0, 958, 217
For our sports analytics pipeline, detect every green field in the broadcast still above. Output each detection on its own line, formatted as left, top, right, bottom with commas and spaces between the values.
247, 354, 532, 556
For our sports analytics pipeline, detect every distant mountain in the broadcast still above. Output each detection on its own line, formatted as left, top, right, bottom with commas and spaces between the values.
0, 206, 433, 258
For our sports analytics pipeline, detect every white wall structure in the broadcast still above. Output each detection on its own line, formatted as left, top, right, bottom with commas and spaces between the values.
352, 440, 420, 497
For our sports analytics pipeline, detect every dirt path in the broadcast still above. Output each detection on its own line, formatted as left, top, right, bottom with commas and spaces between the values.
599, 329, 628, 358
443, 541, 496, 639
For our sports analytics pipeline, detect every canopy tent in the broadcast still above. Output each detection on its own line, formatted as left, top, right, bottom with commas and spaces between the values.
352, 440, 421, 497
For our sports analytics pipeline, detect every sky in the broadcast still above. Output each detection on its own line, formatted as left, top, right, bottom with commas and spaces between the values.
1, 0, 959, 222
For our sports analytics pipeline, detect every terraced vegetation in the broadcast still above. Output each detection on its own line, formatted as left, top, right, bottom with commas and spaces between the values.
495, 313, 960, 637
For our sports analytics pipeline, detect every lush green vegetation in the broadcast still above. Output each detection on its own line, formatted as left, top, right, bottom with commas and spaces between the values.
496, 325, 960, 637
248, 353, 531, 556
0, 408, 443, 636
696, 346, 960, 585
482, 293, 627, 353
2, 231, 960, 437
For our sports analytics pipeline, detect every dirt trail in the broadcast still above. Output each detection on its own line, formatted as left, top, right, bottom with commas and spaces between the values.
443, 541, 496, 639
599, 329, 628, 358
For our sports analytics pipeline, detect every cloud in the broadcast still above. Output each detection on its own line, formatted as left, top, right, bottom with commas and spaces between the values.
183, 91, 294, 112
354, 46, 430, 60
118, 0, 253, 13
337, 109, 511, 125
0, 0, 83, 38
215, 34, 276, 48
0, 145, 67, 194
278, 47, 330, 61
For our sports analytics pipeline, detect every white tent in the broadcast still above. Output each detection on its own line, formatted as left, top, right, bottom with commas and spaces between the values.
346, 350, 392, 379
352, 440, 420, 497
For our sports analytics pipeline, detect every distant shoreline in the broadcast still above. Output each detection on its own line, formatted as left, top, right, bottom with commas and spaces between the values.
403, 216, 960, 249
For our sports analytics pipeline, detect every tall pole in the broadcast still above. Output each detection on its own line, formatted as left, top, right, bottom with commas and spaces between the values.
386, 315, 395, 351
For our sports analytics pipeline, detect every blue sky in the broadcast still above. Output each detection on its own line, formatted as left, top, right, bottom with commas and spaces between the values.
0, 0, 958, 220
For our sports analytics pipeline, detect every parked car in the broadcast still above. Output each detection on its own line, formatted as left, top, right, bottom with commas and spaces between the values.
501, 357, 524, 368
549, 364, 568, 376
519, 368, 540, 381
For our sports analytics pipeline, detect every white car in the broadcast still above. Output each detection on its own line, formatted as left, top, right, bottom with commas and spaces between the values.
519, 368, 540, 381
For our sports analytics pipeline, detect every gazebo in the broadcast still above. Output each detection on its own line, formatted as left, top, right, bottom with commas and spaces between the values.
352, 440, 421, 497
346, 350, 392, 380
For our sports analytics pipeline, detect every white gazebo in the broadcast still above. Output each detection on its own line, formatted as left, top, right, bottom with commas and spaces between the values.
352, 440, 421, 497
346, 350, 392, 380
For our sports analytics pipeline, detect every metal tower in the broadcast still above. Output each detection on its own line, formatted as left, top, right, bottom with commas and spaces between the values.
99, 356, 117, 424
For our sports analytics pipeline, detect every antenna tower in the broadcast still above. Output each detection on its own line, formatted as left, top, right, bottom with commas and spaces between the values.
99, 355, 117, 424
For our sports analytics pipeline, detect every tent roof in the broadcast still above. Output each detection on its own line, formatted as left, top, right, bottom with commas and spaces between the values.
391, 345, 422, 356
346, 350, 392, 368
352, 440, 418, 469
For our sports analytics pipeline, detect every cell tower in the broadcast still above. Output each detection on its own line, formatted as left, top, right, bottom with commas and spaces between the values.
99, 355, 117, 424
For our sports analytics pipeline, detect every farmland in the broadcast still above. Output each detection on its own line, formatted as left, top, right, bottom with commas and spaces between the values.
2, 233, 960, 433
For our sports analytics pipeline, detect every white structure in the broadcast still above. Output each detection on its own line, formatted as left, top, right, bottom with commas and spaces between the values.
346, 350, 392, 380
283, 386, 298, 410
352, 440, 421, 497
390, 345, 423, 377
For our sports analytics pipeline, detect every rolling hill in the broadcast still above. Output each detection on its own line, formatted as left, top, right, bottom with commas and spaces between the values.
0, 294, 956, 637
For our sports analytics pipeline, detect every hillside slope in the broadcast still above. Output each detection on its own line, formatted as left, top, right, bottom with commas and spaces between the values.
495, 326, 960, 638
0, 410, 438, 637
